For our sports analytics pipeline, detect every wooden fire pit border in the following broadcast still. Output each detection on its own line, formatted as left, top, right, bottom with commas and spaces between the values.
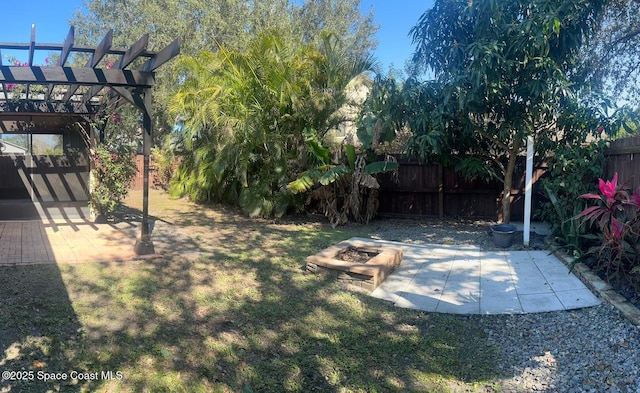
306, 238, 404, 291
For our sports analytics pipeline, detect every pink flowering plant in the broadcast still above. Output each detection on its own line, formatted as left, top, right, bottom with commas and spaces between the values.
89, 145, 137, 218
3, 55, 54, 95
579, 173, 640, 287
88, 112, 135, 218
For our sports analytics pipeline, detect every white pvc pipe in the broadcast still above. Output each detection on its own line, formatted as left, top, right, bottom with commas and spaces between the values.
524, 135, 534, 246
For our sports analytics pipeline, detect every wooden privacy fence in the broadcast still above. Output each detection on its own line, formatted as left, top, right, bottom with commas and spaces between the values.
131, 134, 639, 220
129, 154, 548, 220
376, 157, 548, 220
603, 135, 640, 193
132, 154, 146, 190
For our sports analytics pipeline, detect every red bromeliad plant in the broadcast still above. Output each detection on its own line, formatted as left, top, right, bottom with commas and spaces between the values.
579, 173, 640, 288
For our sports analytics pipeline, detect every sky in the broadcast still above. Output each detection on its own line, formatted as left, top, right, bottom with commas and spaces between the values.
359, 1, 434, 72
1, 0, 434, 71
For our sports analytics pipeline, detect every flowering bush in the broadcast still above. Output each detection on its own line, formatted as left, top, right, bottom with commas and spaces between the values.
579, 173, 640, 288
89, 146, 137, 218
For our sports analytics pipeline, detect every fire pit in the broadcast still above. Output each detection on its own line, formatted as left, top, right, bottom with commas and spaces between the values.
306, 238, 403, 291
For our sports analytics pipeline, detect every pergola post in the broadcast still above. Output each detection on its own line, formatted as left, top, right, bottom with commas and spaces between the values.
134, 88, 155, 255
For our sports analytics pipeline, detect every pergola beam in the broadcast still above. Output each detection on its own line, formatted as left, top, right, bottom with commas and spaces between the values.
0, 25, 180, 256
133, 88, 154, 255
140, 38, 180, 71
1, 66, 155, 88
110, 86, 137, 108
25, 25, 36, 100
108, 38, 181, 111
59, 26, 75, 66
28, 25, 36, 65
118, 34, 150, 69
0, 42, 156, 58
0, 101, 97, 114
0, 50, 8, 103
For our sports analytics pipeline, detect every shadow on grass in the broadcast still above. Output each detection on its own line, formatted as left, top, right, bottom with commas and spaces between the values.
0, 264, 87, 392
56, 219, 501, 392
0, 190, 502, 391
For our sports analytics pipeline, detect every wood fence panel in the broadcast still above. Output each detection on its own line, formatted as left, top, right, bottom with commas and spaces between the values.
132, 155, 154, 191
378, 157, 547, 220
443, 191, 499, 218
129, 152, 552, 220
132, 154, 144, 190
377, 159, 504, 218
378, 160, 439, 216
604, 136, 640, 193
378, 189, 439, 216
442, 168, 502, 218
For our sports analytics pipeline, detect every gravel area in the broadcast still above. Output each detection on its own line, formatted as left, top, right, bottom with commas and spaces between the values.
365, 217, 640, 393
482, 306, 640, 392
365, 217, 548, 251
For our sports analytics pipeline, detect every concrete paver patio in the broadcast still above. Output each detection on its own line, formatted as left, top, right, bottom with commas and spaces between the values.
363, 237, 602, 315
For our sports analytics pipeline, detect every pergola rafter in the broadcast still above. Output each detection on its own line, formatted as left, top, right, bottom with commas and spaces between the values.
0, 24, 180, 254
45, 25, 75, 101
61, 28, 113, 103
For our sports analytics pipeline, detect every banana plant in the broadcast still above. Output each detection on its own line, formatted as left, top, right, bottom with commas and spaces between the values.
287, 128, 398, 225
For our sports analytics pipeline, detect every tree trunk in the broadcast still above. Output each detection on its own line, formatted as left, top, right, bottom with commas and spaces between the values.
501, 141, 521, 224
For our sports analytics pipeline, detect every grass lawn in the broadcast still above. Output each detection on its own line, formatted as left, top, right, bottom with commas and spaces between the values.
0, 190, 502, 392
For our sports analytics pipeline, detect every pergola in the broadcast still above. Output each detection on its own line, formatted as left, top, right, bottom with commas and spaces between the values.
0, 25, 180, 254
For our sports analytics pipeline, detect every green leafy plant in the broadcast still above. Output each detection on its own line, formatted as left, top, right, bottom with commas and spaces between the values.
89, 146, 137, 218
169, 30, 374, 218
579, 173, 640, 291
543, 185, 591, 261
409, 0, 608, 223
356, 75, 405, 152
538, 140, 608, 258
287, 127, 398, 227
151, 141, 177, 191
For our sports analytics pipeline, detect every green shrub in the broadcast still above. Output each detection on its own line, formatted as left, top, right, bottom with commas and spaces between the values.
538, 140, 608, 257
151, 145, 176, 191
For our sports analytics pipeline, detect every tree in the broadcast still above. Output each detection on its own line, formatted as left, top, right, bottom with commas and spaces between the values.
409, 0, 608, 223
168, 30, 374, 217
578, 0, 640, 108
72, 0, 377, 144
